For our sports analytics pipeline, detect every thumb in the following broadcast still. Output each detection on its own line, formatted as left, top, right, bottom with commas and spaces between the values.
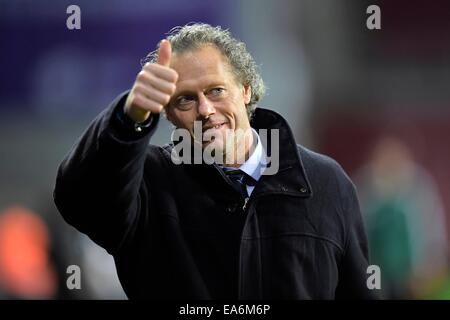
157, 39, 172, 66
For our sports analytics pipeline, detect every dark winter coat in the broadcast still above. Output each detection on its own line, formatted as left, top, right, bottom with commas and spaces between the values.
54, 92, 377, 299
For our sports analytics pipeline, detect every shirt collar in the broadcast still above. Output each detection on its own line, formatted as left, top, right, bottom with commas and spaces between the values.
238, 129, 266, 182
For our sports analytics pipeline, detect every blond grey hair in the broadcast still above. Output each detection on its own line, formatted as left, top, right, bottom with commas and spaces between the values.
141, 23, 265, 119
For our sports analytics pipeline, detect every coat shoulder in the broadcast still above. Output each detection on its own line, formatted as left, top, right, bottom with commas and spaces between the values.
297, 144, 354, 191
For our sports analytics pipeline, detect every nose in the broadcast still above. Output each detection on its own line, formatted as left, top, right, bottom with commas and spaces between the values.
197, 93, 215, 119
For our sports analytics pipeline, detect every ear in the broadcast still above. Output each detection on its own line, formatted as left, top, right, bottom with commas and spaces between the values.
243, 85, 251, 105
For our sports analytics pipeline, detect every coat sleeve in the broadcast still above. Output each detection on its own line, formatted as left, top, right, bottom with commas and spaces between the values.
53, 92, 159, 254
335, 176, 381, 299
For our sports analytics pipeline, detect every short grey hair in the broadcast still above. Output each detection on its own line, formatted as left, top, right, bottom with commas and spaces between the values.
141, 23, 265, 119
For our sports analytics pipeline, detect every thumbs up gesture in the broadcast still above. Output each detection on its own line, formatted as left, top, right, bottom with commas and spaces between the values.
124, 40, 178, 123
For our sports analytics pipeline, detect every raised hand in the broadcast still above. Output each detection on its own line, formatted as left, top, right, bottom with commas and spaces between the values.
124, 40, 178, 123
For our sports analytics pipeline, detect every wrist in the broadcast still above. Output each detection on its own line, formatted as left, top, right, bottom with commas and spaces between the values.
124, 105, 151, 123
117, 104, 154, 133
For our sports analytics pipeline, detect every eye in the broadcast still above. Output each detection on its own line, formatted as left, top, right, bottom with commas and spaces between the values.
179, 96, 193, 104
209, 87, 225, 96
175, 95, 195, 110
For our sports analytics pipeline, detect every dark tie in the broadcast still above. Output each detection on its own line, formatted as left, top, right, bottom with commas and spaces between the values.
222, 168, 256, 198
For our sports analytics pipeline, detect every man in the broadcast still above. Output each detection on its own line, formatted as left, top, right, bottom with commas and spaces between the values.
54, 23, 376, 299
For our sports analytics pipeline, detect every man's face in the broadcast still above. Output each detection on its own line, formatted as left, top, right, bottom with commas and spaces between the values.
167, 45, 252, 159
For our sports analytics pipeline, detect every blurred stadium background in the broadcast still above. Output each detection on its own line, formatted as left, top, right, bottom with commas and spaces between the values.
1, 0, 449, 299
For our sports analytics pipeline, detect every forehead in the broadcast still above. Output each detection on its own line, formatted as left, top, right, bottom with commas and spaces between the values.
170, 45, 236, 89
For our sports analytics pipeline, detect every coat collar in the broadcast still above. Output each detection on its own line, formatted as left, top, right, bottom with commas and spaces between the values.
248, 107, 313, 198
175, 108, 313, 199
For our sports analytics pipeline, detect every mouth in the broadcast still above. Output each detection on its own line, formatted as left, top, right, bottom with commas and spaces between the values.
201, 122, 228, 145
202, 122, 227, 132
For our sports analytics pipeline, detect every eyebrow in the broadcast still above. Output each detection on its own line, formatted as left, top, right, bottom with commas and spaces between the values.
173, 90, 197, 99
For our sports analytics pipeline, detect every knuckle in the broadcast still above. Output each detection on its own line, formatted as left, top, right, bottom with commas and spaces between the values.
168, 83, 176, 94
129, 95, 140, 107
146, 63, 159, 72
143, 62, 154, 70
143, 63, 158, 75
171, 70, 179, 82
133, 83, 143, 93
162, 94, 171, 105
134, 93, 145, 104
136, 71, 147, 81
151, 103, 163, 113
